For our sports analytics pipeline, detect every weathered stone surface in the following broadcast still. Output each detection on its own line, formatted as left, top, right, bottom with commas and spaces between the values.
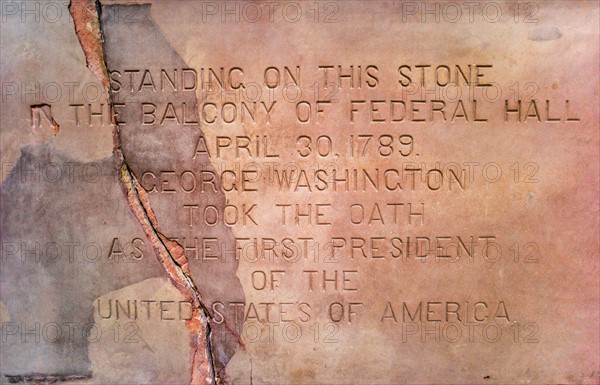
1, 1, 598, 384
100, 3, 245, 375
0, 145, 167, 377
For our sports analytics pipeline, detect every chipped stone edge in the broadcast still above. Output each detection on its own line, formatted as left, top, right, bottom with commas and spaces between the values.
68, 1, 219, 384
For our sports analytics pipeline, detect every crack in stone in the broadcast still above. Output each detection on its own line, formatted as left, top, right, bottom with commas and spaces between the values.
68, 1, 219, 383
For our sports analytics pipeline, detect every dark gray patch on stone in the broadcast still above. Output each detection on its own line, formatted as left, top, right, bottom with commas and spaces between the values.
0, 145, 165, 377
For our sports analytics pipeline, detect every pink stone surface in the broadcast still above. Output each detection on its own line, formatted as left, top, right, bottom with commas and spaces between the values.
0, 1, 598, 384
